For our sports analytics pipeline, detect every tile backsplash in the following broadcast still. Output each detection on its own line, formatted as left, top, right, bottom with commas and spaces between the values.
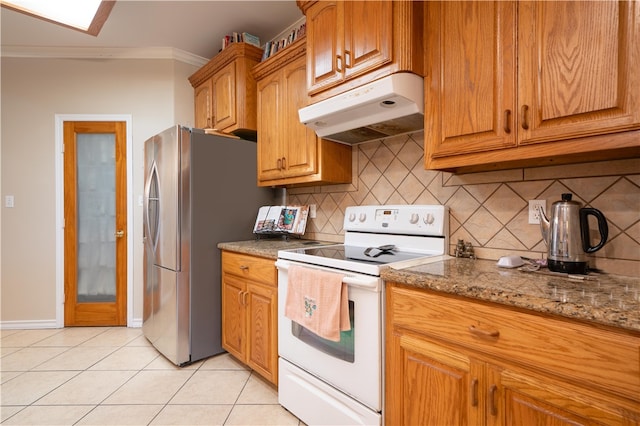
288, 132, 640, 277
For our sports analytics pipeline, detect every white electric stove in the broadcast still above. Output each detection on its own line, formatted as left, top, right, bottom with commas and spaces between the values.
276, 205, 449, 425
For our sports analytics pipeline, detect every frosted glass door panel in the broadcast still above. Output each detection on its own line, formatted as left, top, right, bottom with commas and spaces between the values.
77, 133, 116, 302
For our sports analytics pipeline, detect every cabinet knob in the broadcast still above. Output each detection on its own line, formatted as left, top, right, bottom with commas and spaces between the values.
115, 230, 125, 238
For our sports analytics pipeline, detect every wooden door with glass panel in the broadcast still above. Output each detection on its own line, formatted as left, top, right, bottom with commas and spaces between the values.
64, 121, 127, 326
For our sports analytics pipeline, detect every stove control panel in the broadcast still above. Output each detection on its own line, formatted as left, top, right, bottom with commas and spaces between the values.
344, 205, 448, 236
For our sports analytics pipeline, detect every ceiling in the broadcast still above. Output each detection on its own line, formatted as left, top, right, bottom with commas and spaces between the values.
0, 1, 304, 60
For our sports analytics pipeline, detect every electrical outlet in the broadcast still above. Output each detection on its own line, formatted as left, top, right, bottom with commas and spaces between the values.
309, 204, 317, 219
528, 200, 546, 224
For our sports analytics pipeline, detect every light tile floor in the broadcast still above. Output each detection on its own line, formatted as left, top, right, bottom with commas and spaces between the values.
0, 327, 303, 425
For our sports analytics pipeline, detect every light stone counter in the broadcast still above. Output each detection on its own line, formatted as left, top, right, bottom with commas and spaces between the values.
381, 257, 640, 333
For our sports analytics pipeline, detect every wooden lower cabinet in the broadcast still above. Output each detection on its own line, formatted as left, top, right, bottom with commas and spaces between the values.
221, 251, 278, 385
385, 283, 640, 426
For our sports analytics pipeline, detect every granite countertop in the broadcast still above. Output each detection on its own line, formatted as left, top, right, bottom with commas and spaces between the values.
218, 238, 336, 260
382, 257, 640, 333
219, 240, 639, 333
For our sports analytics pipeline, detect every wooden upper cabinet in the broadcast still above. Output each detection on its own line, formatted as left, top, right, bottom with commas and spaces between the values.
253, 37, 352, 187
424, 1, 640, 173
518, 1, 640, 144
255, 41, 318, 183
211, 61, 237, 131
342, 1, 392, 80
280, 56, 319, 178
188, 43, 263, 135
304, 1, 342, 92
256, 54, 318, 182
193, 80, 212, 129
298, 0, 423, 102
424, 1, 517, 158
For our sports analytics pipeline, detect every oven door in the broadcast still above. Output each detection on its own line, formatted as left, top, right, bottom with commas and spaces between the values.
275, 259, 382, 412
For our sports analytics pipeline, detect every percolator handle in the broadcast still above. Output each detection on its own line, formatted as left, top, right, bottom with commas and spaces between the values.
579, 208, 609, 253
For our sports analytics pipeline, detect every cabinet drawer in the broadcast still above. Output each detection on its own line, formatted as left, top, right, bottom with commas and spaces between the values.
388, 284, 640, 401
222, 251, 276, 286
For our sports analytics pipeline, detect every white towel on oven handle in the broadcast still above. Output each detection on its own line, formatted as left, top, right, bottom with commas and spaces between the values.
284, 265, 350, 342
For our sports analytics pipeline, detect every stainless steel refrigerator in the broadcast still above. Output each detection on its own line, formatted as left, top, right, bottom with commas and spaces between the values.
142, 125, 273, 365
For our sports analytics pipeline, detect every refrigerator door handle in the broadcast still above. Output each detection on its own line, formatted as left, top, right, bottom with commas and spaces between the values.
144, 162, 160, 253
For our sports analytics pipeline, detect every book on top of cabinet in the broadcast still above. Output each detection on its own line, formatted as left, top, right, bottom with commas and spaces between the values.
221, 31, 261, 51
261, 22, 306, 61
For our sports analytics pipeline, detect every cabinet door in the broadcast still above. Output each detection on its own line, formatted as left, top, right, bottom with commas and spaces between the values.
281, 56, 318, 178
256, 74, 283, 181
246, 281, 277, 385
221, 274, 246, 361
343, 0, 392, 80
306, 1, 343, 94
194, 80, 212, 129
212, 62, 237, 131
497, 369, 634, 426
518, 1, 640, 145
424, 1, 517, 160
387, 332, 481, 426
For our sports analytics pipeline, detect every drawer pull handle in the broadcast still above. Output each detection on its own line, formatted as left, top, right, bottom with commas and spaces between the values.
504, 109, 511, 134
488, 384, 498, 416
470, 378, 478, 407
468, 325, 500, 339
239, 265, 249, 271
521, 104, 530, 130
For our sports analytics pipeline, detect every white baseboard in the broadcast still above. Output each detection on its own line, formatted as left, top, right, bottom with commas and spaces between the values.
1, 319, 143, 330
1, 320, 59, 330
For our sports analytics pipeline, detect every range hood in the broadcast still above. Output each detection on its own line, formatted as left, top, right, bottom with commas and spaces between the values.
298, 73, 424, 145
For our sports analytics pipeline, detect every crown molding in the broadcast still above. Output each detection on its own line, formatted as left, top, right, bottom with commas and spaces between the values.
0, 46, 208, 67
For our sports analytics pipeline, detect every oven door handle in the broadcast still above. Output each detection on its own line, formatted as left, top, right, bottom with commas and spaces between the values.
275, 260, 380, 290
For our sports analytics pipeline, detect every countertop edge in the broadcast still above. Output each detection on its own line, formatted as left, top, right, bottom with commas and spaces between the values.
381, 259, 640, 334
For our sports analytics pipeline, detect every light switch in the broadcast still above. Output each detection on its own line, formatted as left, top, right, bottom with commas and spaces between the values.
5, 195, 14, 208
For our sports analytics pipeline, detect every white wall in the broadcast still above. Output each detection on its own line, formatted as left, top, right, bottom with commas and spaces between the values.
1, 56, 199, 326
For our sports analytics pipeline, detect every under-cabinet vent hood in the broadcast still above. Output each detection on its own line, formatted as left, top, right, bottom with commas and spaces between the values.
298, 73, 424, 145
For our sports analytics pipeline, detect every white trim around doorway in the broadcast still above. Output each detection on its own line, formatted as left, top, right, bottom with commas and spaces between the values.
54, 114, 135, 328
